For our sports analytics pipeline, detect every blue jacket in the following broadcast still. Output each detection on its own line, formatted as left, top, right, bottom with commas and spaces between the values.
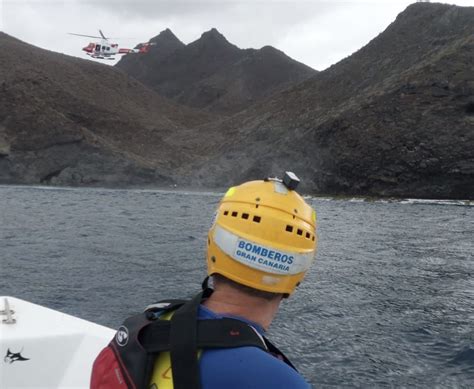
196, 305, 311, 389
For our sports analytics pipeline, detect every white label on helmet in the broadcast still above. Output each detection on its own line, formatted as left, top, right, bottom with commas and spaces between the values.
213, 225, 314, 275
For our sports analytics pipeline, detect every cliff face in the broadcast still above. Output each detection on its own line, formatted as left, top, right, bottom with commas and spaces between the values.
178, 3, 474, 199
116, 29, 317, 115
0, 32, 213, 186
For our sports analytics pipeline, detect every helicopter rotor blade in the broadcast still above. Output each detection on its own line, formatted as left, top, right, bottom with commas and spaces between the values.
68, 33, 103, 39
99, 30, 108, 40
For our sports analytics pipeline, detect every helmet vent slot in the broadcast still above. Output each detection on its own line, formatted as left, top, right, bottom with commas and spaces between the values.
306, 232, 311, 239
312, 236, 315, 241
253, 216, 261, 223
223, 211, 229, 216
231, 211, 238, 217
242, 213, 249, 220
285, 225, 293, 232
297, 229, 303, 236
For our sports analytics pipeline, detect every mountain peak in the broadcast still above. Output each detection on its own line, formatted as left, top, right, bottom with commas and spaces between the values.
200, 28, 228, 42
150, 28, 183, 46
119, 28, 184, 68
186, 27, 238, 55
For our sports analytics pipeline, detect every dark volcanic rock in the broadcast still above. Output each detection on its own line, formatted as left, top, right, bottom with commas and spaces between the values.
116, 28, 317, 114
2, 3, 472, 199
0, 32, 213, 187
115, 28, 185, 84
177, 3, 474, 199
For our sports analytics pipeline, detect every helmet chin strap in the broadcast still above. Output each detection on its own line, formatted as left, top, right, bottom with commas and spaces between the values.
201, 275, 213, 291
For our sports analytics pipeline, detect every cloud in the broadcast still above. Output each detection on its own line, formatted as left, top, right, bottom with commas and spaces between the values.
278, 2, 413, 70
1, 0, 338, 66
2, 0, 473, 70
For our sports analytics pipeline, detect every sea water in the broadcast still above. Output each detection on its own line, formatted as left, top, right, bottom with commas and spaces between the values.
0, 185, 472, 388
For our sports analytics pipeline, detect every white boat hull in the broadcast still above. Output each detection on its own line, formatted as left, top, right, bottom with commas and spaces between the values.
0, 297, 115, 388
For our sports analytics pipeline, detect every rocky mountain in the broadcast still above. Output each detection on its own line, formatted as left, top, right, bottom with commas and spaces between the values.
116, 28, 317, 114
176, 2, 474, 199
113, 29, 185, 87
1, 3, 472, 199
0, 32, 214, 186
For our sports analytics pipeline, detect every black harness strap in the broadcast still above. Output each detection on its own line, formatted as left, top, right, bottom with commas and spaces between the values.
263, 337, 298, 371
169, 289, 212, 389
140, 318, 268, 353
197, 318, 266, 350
145, 299, 187, 314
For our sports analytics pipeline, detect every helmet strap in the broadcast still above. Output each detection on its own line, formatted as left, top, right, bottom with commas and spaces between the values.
201, 275, 212, 291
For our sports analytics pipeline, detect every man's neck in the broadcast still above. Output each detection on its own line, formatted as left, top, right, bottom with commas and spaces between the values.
202, 285, 282, 331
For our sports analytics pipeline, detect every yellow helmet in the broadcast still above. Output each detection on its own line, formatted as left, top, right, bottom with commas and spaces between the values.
207, 172, 318, 295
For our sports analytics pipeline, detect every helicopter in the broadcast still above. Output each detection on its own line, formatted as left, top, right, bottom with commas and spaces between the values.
68, 30, 154, 60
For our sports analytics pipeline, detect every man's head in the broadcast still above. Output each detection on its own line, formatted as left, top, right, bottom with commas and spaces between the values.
207, 173, 318, 296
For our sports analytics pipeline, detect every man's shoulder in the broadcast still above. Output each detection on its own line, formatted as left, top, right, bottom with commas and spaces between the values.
200, 346, 311, 389
197, 306, 311, 388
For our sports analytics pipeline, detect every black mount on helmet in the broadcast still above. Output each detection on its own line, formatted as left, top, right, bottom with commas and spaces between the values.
264, 171, 300, 191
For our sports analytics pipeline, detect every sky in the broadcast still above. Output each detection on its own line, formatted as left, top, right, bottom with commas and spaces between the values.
1, 0, 473, 71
